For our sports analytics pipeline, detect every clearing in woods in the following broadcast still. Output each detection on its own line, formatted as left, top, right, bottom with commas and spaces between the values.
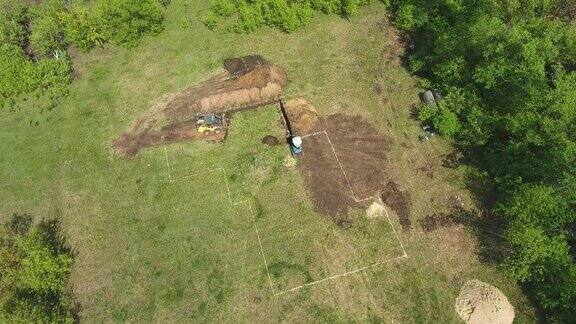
0, 0, 539, 321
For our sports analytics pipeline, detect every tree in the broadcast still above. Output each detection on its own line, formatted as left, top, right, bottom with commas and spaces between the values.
29, 0, 68, 58
62, 4, 104, 52
0, 0, 27, 46
94, 0, 164, 48
390, 0, 576, 319
0, 214, 75, 322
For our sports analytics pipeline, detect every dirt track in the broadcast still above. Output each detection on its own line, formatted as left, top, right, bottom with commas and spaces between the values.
114, 56, 287, 156
297, 114, 411, 228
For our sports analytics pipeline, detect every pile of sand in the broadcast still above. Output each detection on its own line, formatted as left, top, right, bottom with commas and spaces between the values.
199, 64, 286, 112
366, 200, 386, 219
284, 98, 318, 133
455, 279, 515, 324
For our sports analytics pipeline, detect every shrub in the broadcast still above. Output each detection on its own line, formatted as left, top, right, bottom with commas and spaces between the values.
212, 0, 235, 17
210, 0, 371, 33
94, 0, 164, 48
0, 0, 27, 46
0, 42, 71, 110
395, 4, 428, 31
203, 12, 218, 30
0, 44, 34, 102
418, 103, 437, 122
308, 0, 341, 14
62, 5, 105, 52
233, 1, 265, 33
408, 55, 425, 73
259, 0, 306, 32
433, 108, 460, 136
0, 215, 76, 322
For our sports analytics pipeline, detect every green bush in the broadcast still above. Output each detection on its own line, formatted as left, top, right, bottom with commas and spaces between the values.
0, 214, 76, 322
233, 1, 265, 33
0, 0, 27, 46
0, 43, 71, 110
203, 12, 218, 30
94, 0, 164, 48
211, 0, 371, 33
212, 0, 235, 17
395, 4, 427, 31
259, 0, 312, 32
62, 5, 105, 51
432, 108, 460, 136
0, 44, 34, 101
418, 103, 436, 122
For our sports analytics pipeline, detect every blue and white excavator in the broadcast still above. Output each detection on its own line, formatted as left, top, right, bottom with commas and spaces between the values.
290, 136, 303, 155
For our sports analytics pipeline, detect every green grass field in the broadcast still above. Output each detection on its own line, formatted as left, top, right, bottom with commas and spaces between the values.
0, 1, 538, 321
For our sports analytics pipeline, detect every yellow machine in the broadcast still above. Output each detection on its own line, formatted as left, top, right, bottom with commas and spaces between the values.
196, 114, 223, 135
197, 124, 222, 135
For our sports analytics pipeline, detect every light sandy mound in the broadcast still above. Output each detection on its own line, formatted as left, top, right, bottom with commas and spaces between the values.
455, 279, 515, 324
284, 98, 319, 133
366, 201, 386, 219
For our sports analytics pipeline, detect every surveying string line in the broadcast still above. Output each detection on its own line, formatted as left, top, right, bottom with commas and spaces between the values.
161, 145, 407, 297
246, 201, 276, 295
382, 200, 408, 258
158, 154, 277, 295
273, 254, 407, 296
163, 146, 173, 183
272, 201, 409, 296
301, 130, 372, 203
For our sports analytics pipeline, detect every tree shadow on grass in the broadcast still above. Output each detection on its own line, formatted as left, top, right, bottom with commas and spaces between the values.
451, 207, 509, 265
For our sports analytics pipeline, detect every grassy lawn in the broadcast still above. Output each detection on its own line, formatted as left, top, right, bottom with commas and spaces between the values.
0, 0, 538, 322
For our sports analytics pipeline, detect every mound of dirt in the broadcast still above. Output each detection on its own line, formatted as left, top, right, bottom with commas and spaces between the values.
114, 55, 287, 157
261, 135, 280, 146
421, 212, 456, 232
284, 98, 318, 133
298, 114, 394, 224
224, 55, 267, 76
379, 181, 411, 231
455, 279, 515, 324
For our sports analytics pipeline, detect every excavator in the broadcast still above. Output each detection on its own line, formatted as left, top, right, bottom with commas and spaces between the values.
196, 114, 224, 135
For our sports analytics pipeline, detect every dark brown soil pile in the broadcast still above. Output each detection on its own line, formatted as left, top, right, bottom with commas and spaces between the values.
261, 135, 280, 146
114, 56, 287, 157
224, 55, 267, 76
420, 213, 456, 232
298, 114, 397, 226
380, 181, 411, 231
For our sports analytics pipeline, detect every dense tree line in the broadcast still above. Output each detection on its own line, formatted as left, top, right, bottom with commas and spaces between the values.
206, 0, 374, 32
392, 0, 576, 320
0, 214, 75, 322
0, 0, 166, 112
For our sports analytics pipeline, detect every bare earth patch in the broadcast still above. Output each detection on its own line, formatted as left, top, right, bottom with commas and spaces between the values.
296, 113, 409, 227
113, 56, 287, 156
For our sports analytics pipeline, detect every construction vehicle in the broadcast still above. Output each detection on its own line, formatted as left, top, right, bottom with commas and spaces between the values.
291, 136, 303, 155
279, 100, 303, 155
196, 114, 224, 135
